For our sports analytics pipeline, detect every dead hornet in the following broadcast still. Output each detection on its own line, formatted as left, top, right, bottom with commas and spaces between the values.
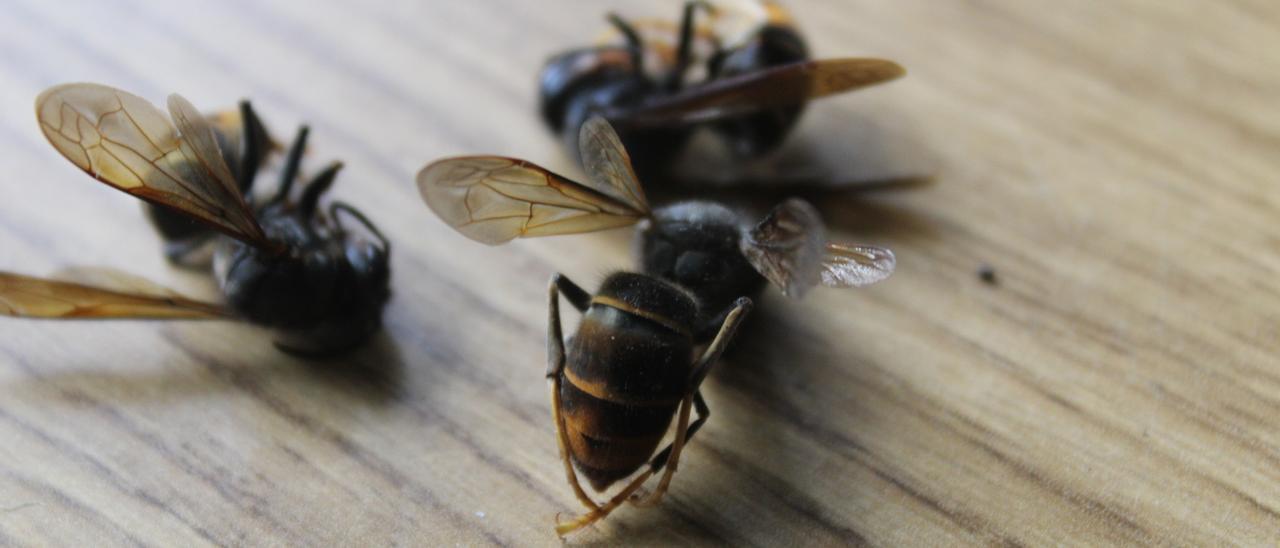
0, 83, 390, 356
539, 0, 905, 179
416, 116, 894, 534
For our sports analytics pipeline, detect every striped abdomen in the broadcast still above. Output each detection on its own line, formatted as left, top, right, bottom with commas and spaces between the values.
559, 273, 698, 491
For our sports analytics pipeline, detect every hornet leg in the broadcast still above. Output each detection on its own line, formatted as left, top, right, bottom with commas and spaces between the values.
630, 297, 751, 507
547, 274, 599, 513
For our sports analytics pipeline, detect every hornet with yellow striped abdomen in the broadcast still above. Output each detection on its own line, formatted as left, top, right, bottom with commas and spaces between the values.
543, 271, 750, 536
416, 116, 895, 535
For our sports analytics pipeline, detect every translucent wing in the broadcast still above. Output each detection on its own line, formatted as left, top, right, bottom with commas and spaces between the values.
0, 271, 228, 319
614, 58, 905, 128
578, 117, 650, 213
417, 156, 648, 245
739, 198, 827, 298
820, 243, 896, 288
35, 83, 271, 248
206, 102, 280, 193
167, 94, 241, 199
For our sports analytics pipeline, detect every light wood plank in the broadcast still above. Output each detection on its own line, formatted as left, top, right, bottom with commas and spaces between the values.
0, 0, 1276, 544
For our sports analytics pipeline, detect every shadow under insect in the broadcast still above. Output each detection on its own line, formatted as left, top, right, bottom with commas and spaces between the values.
0, 326, 408, 411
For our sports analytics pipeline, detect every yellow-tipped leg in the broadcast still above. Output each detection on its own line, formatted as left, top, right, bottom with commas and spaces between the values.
547, 274, 601, 513
550, 376, 600, 512
556, 468, 655, 537
628, 396, 692, 507
629, 298, 748, 507
629, 391, 709, 507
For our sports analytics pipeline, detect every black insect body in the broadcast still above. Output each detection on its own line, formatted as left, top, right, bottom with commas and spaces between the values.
538, 1, 904, 177
553, 273, 707, 492
704, 4, 810, 157
216, 197, 392, 355
636, 201, 767, 339
545, 271, 751, 535
214, 125, 391, 355
1, 83, 390, 357
539, 13, 693, 174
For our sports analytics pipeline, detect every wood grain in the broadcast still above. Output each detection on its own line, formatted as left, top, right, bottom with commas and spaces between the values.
0, 0, 1277, 545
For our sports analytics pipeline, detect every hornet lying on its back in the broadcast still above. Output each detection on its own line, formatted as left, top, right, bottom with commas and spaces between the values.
539, 0, 905, 178
0, 83, 390, 356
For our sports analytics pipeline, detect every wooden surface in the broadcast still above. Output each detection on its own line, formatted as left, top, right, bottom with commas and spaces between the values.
0, 0, 1277, 545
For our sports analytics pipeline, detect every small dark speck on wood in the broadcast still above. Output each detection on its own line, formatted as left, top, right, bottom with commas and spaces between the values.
978, 264, 997, 285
